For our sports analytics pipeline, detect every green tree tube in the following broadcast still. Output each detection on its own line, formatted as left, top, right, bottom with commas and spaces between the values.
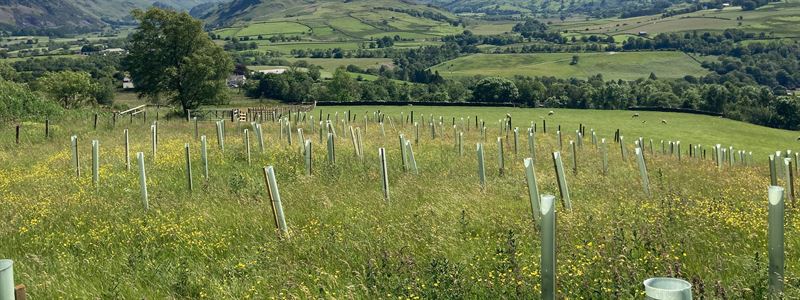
635, 147, 651, 197
497, 137, 505, 176
405, 140, 418, 174
528, 129, 536, 163
601, 138, 608, 176
215, 121, 224, 153
0, 259, 14, 300
327, 133, 336, 164
570, 140, 577, 174
92, 140, 99, 187
379, 147, 390, 201
552, 152, 572, 211
768, 185, 785, 295
151, 124, 157, 161
399, 134, 408, 172
540, 194, 557, 300
244, 129, 251, 166
137, 152, 149, 210
477, 143, 486, 188
459, 132, 464, 156
263, 166, 289, 238
304, 140, 312, 176
524, 158, 541, 222
201, 135, 209, 180
124, 129, 130, 171
784, 158, 794, 203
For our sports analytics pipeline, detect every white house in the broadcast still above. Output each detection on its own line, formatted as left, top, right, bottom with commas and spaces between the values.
256, 68, 287, 75
122, 77, 134, 89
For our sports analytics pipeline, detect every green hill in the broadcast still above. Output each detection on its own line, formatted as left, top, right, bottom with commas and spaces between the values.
203, 0, 464, 42
431, 52, 712, 81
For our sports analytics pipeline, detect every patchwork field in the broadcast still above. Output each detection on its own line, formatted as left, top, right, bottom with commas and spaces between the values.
558, 0, 800, 37
431, 51, 711, 80
1, 106, 798, 298
210, 0, 463, 43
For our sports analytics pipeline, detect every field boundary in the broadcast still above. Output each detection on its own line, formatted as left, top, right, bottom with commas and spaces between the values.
627, 106, 723, 116
315, 101, 516, 107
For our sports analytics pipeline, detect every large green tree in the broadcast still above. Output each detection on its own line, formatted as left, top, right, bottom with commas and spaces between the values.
325, 67, 360, 102
125, 8, 232, 113
472, 77, 519, 103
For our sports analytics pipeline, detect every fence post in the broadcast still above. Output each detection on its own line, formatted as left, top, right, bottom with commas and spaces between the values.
71, 135, 80, 177
556, 130, 562, 150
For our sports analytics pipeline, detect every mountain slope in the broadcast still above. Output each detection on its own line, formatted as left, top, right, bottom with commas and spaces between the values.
203, 0, 464, 43
0, 0, 228, 31
203, 0, 459, 27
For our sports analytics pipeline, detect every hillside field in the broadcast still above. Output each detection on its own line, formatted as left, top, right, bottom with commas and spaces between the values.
431, 51, 711, 80
555, 0, 800, 37
1, 106, 799, 298
210, 0, 463, 43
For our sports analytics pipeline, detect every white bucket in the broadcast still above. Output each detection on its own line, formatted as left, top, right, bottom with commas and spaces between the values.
644, 277, 692, 300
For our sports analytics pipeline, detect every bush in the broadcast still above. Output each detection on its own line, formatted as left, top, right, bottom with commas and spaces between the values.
0, 80, 62, 121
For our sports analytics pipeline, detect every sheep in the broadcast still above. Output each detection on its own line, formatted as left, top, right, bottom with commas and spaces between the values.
661, 119, 667, 124
548, 111, 555, 116
632, 113, 640, 118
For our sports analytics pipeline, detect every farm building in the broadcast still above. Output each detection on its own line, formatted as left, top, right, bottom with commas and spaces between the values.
122, 77, 134, 89
227, 75, 246, 88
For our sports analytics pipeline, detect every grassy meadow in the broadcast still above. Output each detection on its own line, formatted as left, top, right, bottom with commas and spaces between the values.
1, 106, 799, 298
556, 0, 800, 37
431, 52, 711, 80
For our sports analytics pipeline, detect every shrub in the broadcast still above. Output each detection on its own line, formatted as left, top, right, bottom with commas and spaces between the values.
0, 80, 62, 121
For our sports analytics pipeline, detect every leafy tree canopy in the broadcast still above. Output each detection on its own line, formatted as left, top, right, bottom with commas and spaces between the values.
124, 8, 233, 113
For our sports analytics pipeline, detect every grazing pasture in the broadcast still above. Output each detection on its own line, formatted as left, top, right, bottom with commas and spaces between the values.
558, 0, 800, 37
1, 106, 798, 298
431, 51, 711, 80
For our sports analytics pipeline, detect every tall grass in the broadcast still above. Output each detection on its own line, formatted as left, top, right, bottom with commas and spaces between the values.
0, 107, 797, 298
